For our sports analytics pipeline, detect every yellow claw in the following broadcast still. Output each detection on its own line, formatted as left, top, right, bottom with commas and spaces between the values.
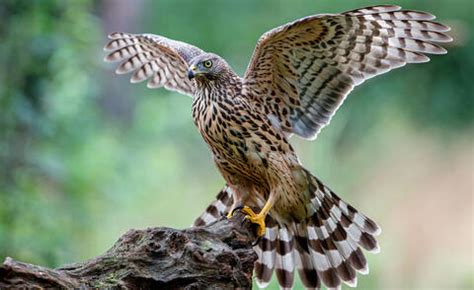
241, 206, 266, 237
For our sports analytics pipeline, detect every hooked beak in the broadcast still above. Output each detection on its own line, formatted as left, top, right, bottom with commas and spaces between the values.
188, 65, 197, 80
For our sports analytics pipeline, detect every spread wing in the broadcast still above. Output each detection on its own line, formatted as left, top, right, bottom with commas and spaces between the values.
104, 32, 205, 97
243, 5, 452, 139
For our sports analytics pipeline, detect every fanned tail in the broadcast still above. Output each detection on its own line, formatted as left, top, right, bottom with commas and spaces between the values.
254, 170, 380, 289
193, 175, 381, 290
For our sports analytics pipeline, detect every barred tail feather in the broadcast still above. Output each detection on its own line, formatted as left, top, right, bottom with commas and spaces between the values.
255, 216, 299, 289
294, 223, 320, 289
193, 177, 380, 290
255, 171, 380, 289
255, 216, 278, 288
305, 172, 380, 288
192, 186, 233, 227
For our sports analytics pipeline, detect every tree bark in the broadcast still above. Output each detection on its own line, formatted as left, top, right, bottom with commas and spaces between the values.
0, 213, 258, 289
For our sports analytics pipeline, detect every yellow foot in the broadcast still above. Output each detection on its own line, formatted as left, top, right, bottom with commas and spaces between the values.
241, 206, 266, 237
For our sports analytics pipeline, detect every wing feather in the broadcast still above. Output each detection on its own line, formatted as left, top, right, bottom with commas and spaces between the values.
243, 5, 452, 139
104, 32, 205, 97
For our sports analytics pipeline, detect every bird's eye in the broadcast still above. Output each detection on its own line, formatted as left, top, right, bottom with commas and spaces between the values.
203, 60, 213, 68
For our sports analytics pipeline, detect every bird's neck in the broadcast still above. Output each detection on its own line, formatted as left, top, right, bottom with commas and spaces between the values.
194, 73, 242, 103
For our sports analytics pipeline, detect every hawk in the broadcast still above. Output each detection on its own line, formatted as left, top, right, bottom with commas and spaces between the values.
104, 5, 451, 289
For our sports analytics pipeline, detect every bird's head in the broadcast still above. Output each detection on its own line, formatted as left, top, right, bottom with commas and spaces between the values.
188, 53, 230, 81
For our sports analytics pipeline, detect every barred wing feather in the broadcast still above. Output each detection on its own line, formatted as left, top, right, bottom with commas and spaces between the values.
243, 5, 452, 139
104, 32, 205, 97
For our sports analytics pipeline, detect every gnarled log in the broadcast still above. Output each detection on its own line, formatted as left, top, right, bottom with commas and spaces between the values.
0, 213, 258, 289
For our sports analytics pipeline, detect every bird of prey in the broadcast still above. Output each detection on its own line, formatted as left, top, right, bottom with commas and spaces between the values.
104, 5, 451, 289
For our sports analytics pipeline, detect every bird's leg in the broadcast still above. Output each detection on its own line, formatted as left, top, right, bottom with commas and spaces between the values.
241, 191, 278, 237
226, 186, 245, 219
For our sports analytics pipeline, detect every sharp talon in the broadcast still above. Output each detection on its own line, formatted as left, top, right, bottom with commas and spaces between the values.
252, 235, 262, 246
227, 205, 244, 219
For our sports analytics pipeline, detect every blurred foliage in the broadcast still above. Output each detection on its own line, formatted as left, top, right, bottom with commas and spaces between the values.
0, 0, 104, 265
0, 0, 472, 289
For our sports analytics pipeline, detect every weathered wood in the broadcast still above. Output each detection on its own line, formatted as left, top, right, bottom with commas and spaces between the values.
0, 213, 258, 289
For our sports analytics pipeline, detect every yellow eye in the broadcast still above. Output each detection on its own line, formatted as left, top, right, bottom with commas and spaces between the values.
203, 60, 213, 68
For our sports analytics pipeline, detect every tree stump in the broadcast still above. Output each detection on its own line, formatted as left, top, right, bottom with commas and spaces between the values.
0, 212, 258, 289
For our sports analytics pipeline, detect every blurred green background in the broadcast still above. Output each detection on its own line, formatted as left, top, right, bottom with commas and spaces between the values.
0, 0, 472, 289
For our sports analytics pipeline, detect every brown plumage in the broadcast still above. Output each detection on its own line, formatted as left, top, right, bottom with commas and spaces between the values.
104, 5, 451, 289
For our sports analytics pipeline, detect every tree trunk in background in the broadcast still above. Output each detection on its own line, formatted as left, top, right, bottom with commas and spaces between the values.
0, 213, 258, 289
